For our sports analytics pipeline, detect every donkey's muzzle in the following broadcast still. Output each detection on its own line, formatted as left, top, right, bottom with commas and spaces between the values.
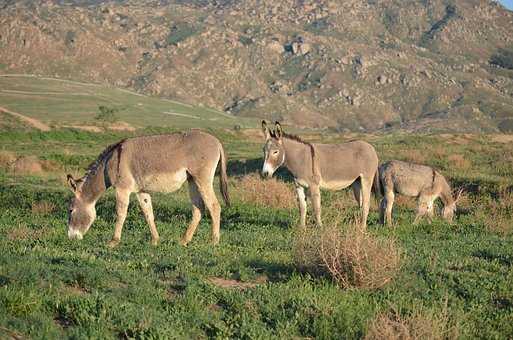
68, 228, 83, 240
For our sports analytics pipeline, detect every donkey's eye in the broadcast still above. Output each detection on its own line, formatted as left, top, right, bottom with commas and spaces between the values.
272, 150, 279, 156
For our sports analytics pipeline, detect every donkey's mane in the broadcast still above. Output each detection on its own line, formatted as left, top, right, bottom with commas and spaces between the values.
84, 140, 125, 180
280, 132, 312, 146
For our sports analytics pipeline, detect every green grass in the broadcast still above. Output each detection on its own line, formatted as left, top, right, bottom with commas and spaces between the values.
0, 75, 257, 129
0, 129, 513, 338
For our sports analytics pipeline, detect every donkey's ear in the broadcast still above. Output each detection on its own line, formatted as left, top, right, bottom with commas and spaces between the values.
262, 120, 270, 140
274, 121, 283, 139
67, 174, 78, 192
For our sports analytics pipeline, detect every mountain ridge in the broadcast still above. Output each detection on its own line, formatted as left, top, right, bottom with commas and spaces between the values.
1, 0, 512, 132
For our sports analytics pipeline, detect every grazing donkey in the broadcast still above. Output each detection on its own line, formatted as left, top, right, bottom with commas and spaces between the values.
66, 130, 230, 247
378, 160, 463, 225
261, 121, 379, 229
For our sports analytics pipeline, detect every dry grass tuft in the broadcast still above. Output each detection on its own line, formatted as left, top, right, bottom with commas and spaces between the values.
7, 225, 46, 241
365, 306, 460, 340
31, 201, 56, 215
232, 174, 296, 209
478, 190, 513, 235
295, 223, 401, 289
0, 150, 16, 168
11, 156, 43, 175
447, 154, 471, 170
403, 149, 427, 164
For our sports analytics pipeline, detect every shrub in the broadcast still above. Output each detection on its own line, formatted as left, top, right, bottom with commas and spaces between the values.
95, 105, 118, 123
232, 174, 296, 209
365, 306, 460, 340
295, 223, 401, 289
490, 47, 513, 70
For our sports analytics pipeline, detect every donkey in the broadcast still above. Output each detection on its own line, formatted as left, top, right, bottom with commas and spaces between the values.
261, 121, 379, 229
378, 160, 463, 225
66, 130, 230, 247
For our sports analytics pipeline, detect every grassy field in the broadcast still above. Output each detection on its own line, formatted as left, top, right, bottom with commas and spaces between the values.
0, 75, 257, 129
1, 122, 513, 338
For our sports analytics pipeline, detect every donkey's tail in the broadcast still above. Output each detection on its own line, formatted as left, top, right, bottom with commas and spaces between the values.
219, 143, 231, 207
372, 167, 383, 198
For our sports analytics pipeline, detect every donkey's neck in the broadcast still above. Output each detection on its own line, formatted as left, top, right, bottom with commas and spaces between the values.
283, 137, 316, 183
81, 163, 109, 203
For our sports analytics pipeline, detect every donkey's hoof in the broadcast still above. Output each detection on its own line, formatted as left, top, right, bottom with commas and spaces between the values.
150, 238, 159, 246
179, 238, 189, 247
107, 239, 120, 248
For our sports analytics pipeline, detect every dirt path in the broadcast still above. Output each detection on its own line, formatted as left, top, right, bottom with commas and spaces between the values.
0, 106, 51, 131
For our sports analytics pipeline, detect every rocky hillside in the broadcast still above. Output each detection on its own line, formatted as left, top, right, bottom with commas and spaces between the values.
1, 0, 513, 132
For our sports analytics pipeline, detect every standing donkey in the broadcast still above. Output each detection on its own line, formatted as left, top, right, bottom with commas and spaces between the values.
66, 130, 230, 247
261, 121, 379, 229
378, 160, 463, 225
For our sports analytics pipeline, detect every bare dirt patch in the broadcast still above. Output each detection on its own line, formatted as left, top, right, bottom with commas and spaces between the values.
0, 106, 51, 131
491, 134, 513, 144
62, 125, 103, 132
208, 276, 267, 290
108, 121, 136, 131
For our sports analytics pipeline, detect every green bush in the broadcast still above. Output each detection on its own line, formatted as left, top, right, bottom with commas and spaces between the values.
490, 47, 513, 70
94, 106, 118, 123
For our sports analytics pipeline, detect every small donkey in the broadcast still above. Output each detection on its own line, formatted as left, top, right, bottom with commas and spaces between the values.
378, 160, 463, 225
66, 130, 229, 247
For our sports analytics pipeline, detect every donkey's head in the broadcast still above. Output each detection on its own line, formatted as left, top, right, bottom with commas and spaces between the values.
442, 188, 464, 222
261, 121, 286, 178
66, 174, 97, 240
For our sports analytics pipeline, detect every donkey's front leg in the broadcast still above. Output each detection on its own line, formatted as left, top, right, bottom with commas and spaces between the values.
310, 185, 323, 227
108, 189, 131, 248
136, 192, 159, 246
295, 184, 307, 228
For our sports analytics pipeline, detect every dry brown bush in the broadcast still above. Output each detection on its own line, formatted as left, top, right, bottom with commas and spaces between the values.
365, 306, 459, 340
295, 224, 401, 289
31, 201, 56, 215
11, 156, 43, 175
232, 174, 296, 209
0, 150, 16, 168
478, 190, 513, 235
447, 154, 471, 170
402, 149, 427, 164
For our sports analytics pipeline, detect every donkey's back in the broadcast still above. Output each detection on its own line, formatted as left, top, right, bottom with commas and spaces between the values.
379, 160, 436, 197
115, 131, 223, 193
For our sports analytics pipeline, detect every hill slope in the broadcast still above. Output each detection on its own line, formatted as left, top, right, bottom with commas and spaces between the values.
0, 0, 512, 131
0, 75, 255, 129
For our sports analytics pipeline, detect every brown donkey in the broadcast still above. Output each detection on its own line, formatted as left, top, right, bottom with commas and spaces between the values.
66, 130, 230, 247
261, 121, 379, 229
378, 160, 463, 225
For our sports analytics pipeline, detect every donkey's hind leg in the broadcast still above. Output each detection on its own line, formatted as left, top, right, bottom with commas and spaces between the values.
383, 190, 395, 226
309, 185, 323, 227
351, 178, 363, 208
180, 179, 204, 246
136, 192, 159, 246
193, 178, 221, 245
360, 176, 372, 229
108, 188, 131, 248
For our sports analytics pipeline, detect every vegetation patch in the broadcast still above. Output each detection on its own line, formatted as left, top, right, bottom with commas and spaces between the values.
295, 224, 402, 289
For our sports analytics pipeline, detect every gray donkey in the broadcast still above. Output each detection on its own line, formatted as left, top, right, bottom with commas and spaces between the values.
66, 130, 230, 247
378, 160, 463, 225
261, 121, 379, 229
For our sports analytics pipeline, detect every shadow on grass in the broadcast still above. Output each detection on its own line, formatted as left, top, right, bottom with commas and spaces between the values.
246, 259, 296, 283
227, 158, 295, 182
